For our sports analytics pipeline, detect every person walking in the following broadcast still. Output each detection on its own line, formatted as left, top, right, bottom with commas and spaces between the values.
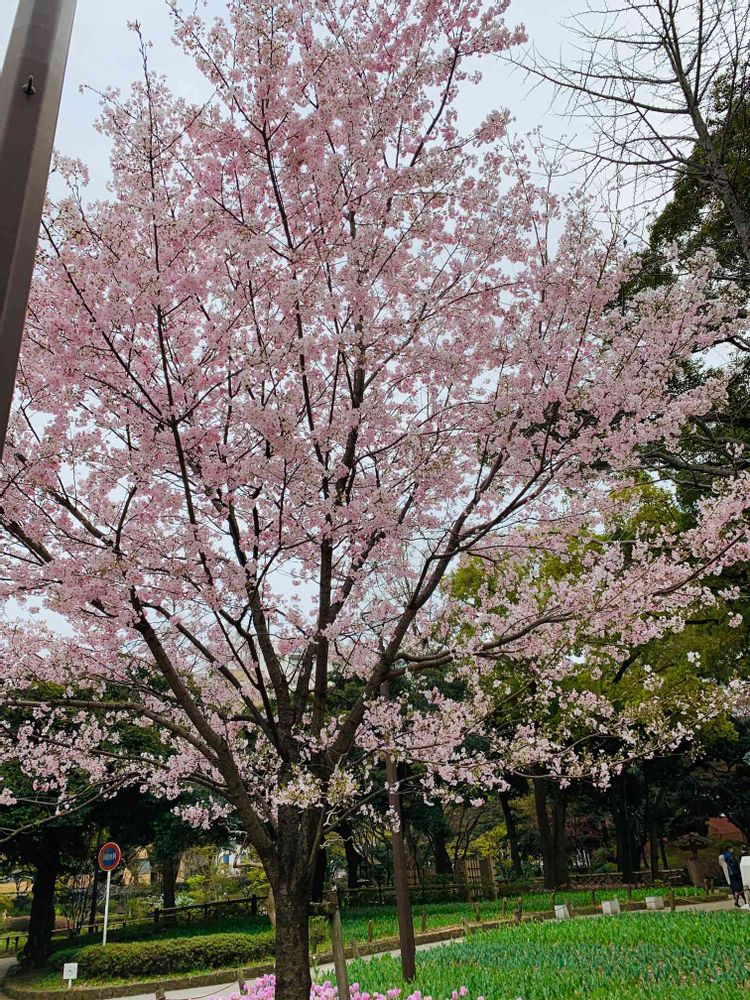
721, 848, 745, 907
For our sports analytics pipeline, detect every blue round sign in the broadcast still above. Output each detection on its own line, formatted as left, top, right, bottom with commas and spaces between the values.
98, 842, 121, 871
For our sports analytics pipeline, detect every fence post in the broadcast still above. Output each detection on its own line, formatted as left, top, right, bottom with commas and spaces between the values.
327, 889, 350, 1000
455, 860, 472, 902
515, 896, 523, 923
478, 858, 497, 901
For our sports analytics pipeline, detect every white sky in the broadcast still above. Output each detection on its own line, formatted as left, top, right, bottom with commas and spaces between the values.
0, 0, 584, 201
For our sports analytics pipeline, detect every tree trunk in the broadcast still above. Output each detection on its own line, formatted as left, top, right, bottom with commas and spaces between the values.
611, 772, 640, 882
23, 832, 61, 968
534, 778, 568, 889
500, 793, 523, 878
87, 862, 100, 933
274, 887, 311, 1000
270, 805, 318, 1000
551, 785, 568, 886
644, 771, 660, 880
432, 827, 453, 876
660, 835, 669, 870
311, 844, 327, 903
161, 855, 178, 913
339, 820, 363, 889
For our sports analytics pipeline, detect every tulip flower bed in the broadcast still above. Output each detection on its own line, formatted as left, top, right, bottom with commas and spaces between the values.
331, 911, 750, 999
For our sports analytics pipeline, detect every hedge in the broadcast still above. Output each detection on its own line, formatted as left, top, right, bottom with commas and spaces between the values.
51, 931, 276, 979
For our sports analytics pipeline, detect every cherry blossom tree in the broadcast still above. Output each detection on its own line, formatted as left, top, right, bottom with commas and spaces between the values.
0, 2, 748, 995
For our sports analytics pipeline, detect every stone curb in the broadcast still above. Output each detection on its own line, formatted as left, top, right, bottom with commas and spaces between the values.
3, 894, 724, 1000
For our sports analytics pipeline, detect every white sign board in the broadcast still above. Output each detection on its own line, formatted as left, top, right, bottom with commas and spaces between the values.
740, 855, 750, 890
645, 896, 664, 910
63, 963, 78, 989
554, 904, 570, 920
719, 855, 730, 886
602, 898, 620, 915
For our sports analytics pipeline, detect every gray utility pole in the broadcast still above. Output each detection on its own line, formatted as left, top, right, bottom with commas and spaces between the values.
0, 0, 77, 458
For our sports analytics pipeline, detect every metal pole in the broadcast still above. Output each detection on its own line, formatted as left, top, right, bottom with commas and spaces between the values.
381, 680, 416, 981
0, 0, 77, 458
101, 869, 111, 946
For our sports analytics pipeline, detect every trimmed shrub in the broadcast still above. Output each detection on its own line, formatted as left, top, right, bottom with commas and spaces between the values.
3, 916, 30, 931
50, 930, 276, 980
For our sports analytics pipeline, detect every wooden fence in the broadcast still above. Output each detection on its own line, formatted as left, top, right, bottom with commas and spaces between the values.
49, 861, 688, 941
50, 892, 271, 942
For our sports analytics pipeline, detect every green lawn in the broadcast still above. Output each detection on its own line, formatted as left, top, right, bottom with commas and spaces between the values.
51, 884, 705, 952
337, 911, 750, 999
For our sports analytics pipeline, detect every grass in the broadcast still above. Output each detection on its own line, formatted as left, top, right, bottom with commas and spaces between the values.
48, 884, 704, 953
336, 911, 750, 999
0, 931, 27, 957
337, 886, 704, 944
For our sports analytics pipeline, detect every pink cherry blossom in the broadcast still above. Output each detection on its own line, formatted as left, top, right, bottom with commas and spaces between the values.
0, 3, 748, 999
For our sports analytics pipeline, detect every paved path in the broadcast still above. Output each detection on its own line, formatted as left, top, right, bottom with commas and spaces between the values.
0, 955, 18, 1000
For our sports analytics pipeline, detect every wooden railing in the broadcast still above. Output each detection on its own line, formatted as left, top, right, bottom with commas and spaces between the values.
49, 864, 689, 941
50, 892, 271, 942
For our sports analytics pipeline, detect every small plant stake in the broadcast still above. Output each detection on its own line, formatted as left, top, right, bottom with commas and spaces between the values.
421, 909, 427, 933
502, 897, 507, 917
515, 896, 523, 923
367, 919, 373, 944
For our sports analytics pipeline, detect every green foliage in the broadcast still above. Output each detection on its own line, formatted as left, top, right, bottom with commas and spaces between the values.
49, 930, 275, 980
624, 70, 750, 294
338, 911, 750, 998
308, 916, 328, 953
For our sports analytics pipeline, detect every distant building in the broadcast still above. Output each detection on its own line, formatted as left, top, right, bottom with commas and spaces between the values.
708, 816, 744, 843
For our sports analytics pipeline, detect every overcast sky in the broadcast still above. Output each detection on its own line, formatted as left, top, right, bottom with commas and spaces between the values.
0, 0, 583, 200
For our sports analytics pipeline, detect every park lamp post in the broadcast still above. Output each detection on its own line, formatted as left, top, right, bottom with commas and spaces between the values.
0, 0, 77, 459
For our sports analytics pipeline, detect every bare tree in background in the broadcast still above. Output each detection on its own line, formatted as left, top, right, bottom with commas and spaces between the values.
517, 1, 750, 265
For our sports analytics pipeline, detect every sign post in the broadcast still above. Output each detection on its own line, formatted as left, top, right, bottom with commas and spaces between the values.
62, 962, 78, 989
97, 842, 121, 947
